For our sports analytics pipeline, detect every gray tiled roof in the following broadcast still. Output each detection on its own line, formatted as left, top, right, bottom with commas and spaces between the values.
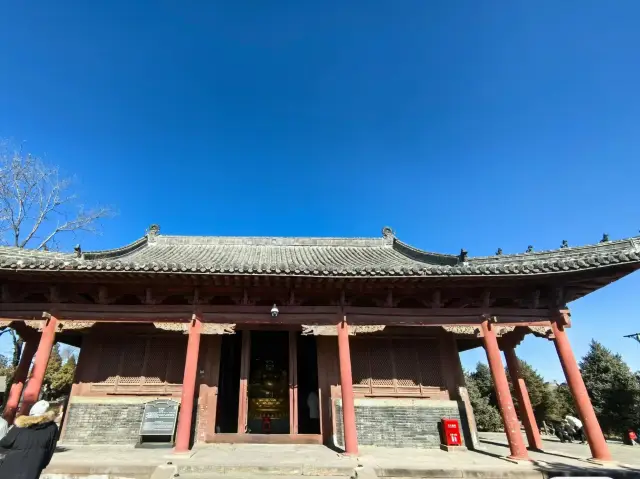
0, 226, 639, 278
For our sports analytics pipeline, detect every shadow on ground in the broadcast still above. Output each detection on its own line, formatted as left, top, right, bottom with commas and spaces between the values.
479, 437, 640, 478
534, 461, 640, 478
481, 439, 589, 462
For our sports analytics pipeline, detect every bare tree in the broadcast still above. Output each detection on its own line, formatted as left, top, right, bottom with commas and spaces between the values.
0, 140, 114, 374
0, 140, 113, 250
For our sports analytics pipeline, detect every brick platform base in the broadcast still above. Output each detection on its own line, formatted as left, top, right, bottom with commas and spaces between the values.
334, 398, 473, 449
62, 397, 181, 445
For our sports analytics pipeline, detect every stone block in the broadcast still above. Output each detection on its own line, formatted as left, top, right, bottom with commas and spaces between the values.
334, 398, 470, 449
62, 402, 145, 445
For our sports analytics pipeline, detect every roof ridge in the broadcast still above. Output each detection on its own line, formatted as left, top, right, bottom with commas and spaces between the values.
83, 236, 148, 260
154, 235, 390, 247
392, 238, 459, 266
468, 237, 639, 262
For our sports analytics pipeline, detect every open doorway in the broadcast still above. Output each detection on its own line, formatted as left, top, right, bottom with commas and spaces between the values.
247, 331, 290, 434
297, 334, 320, 434
215, 333, 242, 433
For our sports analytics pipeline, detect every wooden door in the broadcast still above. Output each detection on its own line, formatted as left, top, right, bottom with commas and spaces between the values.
237, 331, 251, 433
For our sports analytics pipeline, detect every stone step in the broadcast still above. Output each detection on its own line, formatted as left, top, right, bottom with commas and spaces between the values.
177, 464, 355, 477
178, 475, 350, 479
42, 464, 155, 479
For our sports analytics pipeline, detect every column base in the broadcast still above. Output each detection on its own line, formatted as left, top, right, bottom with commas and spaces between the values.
170, 449, 196, 458
503, 455, 531, 464
341, 450, 359, 457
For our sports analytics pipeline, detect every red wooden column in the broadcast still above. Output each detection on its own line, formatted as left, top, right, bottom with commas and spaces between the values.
551, 317, 611, 461
503, 346, 543, 451
337, 317, 358, 455
3, 340, 38, 423
174, 316, 202, 453
19, 315, 58, 416
480, 320, 529, 460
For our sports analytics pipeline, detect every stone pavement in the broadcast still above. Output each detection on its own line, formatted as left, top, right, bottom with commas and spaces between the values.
479, 431, 639, 462
42, 434, 640, 478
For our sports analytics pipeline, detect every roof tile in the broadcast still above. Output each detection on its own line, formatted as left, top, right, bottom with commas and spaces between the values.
0, 230, 638, 278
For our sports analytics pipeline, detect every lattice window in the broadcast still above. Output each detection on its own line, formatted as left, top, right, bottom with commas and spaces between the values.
145, 338, 169, 385
118, 338, 146, 386
96, 340, 122, 385
350, 339, 371, 387
91, 335, 187, 395
392, 339, 420, 389
368, 339, 394, 394
164, 339, 187, 385
350, 337, 446, 397
418, 339, 444, 388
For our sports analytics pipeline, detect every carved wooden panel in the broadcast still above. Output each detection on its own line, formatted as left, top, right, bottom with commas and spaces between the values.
90, 335, 187, 395
349, 337, 446, 397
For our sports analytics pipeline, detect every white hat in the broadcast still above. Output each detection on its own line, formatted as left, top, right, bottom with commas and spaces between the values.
29, 400, 50, 417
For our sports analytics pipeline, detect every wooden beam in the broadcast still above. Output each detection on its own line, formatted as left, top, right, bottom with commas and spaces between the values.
10, 321, 39, 342
344, 306, 551, 318
98, 286, 108, 305
0, 303, 555, 326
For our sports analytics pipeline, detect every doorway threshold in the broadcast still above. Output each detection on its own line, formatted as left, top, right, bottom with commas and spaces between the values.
205, 433, 323, 445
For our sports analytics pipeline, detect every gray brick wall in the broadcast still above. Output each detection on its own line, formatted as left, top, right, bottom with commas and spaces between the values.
334, 398, 471, 449
62, 403, 145, 445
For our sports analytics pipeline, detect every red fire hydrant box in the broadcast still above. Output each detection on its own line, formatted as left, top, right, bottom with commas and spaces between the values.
440, 418, 464, 451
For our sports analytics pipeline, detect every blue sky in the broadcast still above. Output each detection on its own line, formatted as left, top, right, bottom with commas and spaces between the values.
1, 1, 639, 380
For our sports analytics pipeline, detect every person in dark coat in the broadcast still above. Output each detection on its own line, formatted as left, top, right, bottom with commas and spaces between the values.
0, 400, 59, 479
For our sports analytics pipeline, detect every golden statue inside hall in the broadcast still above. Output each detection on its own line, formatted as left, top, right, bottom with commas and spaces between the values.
248, 359, 288, 421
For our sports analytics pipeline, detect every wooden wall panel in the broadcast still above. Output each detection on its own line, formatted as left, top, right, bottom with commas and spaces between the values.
237, 331, 251, 434
196, 335, 221, 442
316, 336, 339, 444
289, 332, 298, 434
438, 332, 456, 400
72, 331, 186, 397
347, 335, 449, 399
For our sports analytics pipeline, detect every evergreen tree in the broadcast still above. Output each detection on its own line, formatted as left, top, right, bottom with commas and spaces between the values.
465, 364, 503, 431
43, 343, 63, 398
0, 353, 12, 377
553, 383, 577, 419
579, 340, 640, 435
506, 360, 562, 424
51, 355, 76, 398
470, 362, 495, 403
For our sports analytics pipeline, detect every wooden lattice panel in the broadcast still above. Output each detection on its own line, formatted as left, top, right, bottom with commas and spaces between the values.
350, 339, 371, 387
118, 338, 146, 386
348, 336, 446, 397
144, 338, 169, 384
97, 340, 122, 385
417, 339, 443, 388
368, 339, 394, 395
391, 339, 420, 388
89, 335, 186, 395
164, 338, 187, 385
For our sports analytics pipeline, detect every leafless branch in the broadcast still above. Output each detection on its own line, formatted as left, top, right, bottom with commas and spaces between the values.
0, 140, 115, 250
